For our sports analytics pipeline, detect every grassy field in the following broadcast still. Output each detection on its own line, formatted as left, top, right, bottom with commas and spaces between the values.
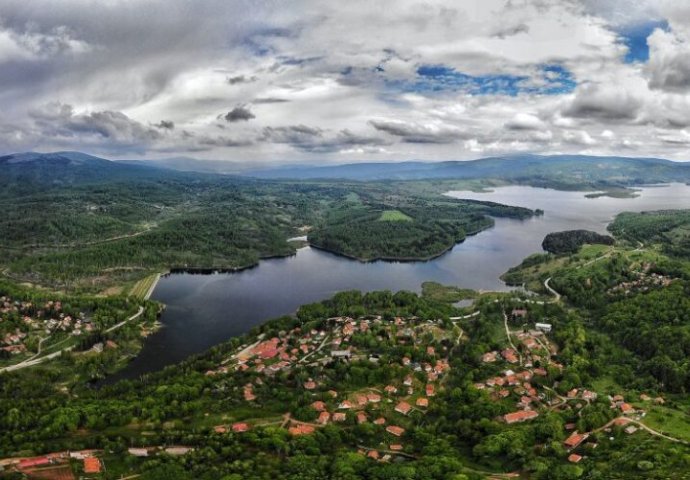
378, 210, 413, 222
642, 404, 690, 442
129, 273, 160, 300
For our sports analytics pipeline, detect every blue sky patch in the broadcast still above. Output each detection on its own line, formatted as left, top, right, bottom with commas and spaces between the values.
618, 20, 668, 63
385, 63, 576, 96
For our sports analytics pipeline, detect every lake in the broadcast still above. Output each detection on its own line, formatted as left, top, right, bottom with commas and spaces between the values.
110, 183, 690, 380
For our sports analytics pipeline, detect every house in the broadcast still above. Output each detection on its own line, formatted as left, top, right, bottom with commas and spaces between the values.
318, 412, 331, 424
504, 410, 539, 424
18, 457, 51, 469
333, 412, 347, 422
367, 393, 382, 403
232, 422, 250, 433
416, 397, 429, 407
568, 454, 582, 464
625, 425, 638, 435
582, 390, 597, 401
501, 348, 518, 364
403, 375, 413, 386
389, 444, 403, 451
482, 351, 498, 363
356, 412, 368, 424
395, 401, 412, 415
128, 448, 149, 457
304, 381, 317, 390
535, 323, 552, 333
512, 308, 527, 318
386, 425, 405, 437
83, 457, 102, 474
564, 432, 589, 449
289, 425, 315, 436
214, 425, 228, 434
311, 401, 327, 411
620, 403, 634, 414
331, 350, 352, 359
338, 400, 353, 409
366, 450, 379, 460
374, 417, 386, 425
384, 385, 398, 394
165, 447, 193, 456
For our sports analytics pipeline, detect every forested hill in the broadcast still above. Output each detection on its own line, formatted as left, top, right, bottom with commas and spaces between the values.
542, 230, 615, 254
245, 154, 690, 186
0, 151, 202, 192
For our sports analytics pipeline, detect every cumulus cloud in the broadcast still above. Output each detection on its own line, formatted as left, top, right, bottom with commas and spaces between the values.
563, 84, 642, 121
28, 102, 161, 149
154, 120, 175, 130
3, 0, 690, 161
369, 119, 465, 144
223, 106, 255, 122
504, 113, 546, 131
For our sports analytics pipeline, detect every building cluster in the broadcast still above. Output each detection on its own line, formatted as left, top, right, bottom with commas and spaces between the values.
209, 315, 456, 460
0, 296, 93, 356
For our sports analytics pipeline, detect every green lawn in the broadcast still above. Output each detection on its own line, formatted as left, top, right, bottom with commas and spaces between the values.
378, 210, 413, 222
642, 405, 690, 442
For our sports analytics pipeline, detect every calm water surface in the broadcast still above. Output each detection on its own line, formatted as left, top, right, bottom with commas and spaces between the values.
111, 184, 690, 380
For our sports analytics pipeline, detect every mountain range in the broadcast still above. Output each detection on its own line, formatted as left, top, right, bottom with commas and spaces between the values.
3, 151, 690, 188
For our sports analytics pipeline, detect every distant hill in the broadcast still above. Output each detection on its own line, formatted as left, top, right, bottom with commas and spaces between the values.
244, 154, 690, 186
0, 151, 200, 192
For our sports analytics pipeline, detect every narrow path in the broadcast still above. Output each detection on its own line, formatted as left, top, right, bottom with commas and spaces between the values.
449, 310, 480, 321
503, 312, 523, 366
105, 306, 145, 333
543, 277, 561, 302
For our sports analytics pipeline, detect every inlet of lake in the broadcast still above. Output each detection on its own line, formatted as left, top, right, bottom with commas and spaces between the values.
109, 183, 690, 381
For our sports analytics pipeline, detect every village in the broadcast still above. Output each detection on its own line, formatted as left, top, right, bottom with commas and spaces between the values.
207, 314, 455, 462
1, 304, 679, 478
0, 296, 95, 359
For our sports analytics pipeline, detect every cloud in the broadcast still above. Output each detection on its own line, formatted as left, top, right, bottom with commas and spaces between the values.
226, 74, 257, 85
491, 23, 530, 39
647, 28, 690, 92
369, 118, 465, 143
504, 113, 546, 131
28, 102, 161, 147
154, 120, 175, 130
563, 84, 641, 121
223, 105, 255, 122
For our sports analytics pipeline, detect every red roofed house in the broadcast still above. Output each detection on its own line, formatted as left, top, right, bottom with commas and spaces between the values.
367, 393, 382, 403
395, 401, 412, 415
356, 411, 368, 424
390, 444, 403, 451
289, 424, 315, 436
386, 425, 405, 437
311, 401, 327, 411
332, 412, 347, 422
304, 380, 317, 390
232, 422, 250, 433
384, 385, 398, 394
568, 454, 582, 463
416, 397, 429, 408
426, 384, 435, 397
504, 410, 539, 424
84, 457, 102, 474
374, 417, 386, 425
318, 411, 331, 425
18, 457, 51, 469
564, 432, 589, 449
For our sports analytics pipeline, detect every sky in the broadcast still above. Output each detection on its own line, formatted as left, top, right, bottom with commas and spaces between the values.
1, 0, 690, 164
